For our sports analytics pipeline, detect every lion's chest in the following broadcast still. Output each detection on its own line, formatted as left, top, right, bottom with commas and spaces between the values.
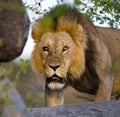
69, 72, 99, 95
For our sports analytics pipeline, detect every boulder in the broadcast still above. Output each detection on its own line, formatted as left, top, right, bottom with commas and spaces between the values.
26, 101, 120, 117
0, 0, 30, 61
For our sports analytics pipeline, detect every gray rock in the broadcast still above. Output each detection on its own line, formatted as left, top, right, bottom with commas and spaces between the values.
0, 78, 26, 117
26, 101, 120, 117
0, 0, 30, 61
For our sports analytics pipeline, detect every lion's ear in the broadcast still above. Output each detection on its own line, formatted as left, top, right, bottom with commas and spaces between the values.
74, 24, 87, 49
32, 22, 42, 43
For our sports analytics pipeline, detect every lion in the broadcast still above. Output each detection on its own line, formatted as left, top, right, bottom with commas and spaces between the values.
31, 5, 120, 107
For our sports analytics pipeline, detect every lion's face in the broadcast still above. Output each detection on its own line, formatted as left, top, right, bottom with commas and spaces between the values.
32, 30, 86, 90
40, 31, 75, 90
32, 17, 87, 90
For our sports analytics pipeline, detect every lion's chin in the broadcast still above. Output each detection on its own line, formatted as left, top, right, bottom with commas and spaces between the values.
47, 82, 65, 90
46, 74, 66, 90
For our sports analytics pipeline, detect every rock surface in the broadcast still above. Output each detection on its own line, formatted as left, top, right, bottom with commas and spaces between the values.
1, 78, 120, 117
0, 0, 30, 62
0, 78, 26, 117
26, 101, 120, 117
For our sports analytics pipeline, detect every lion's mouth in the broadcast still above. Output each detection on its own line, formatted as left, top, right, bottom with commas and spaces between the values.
46, 74, 65, 84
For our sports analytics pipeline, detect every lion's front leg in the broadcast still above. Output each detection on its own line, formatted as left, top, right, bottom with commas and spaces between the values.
95, 72, 114, 101
94, 38, 114, 101
45, 84, 64, 107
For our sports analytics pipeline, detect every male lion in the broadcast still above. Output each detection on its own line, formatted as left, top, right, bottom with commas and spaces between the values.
31, 5, 120, 107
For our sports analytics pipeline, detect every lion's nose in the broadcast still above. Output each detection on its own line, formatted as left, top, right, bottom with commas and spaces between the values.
49, 65, 60, 71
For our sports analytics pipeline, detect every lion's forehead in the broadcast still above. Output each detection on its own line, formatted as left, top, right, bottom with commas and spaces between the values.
41, 31, 74, 47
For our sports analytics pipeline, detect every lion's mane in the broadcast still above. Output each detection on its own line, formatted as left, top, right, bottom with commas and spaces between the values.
31, 5, 100, 94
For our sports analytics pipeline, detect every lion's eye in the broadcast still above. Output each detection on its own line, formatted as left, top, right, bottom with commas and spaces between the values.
62, 46, 69, 52
42, 46, 49, 52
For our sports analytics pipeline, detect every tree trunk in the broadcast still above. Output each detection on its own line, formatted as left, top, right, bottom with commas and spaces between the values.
0, 0, 30, 62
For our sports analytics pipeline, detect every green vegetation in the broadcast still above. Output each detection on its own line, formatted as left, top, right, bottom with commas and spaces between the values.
0, 1, 25, 13
74, 0, 120, 28
0, 38, 2, 47
23, 0, 120, 28
0, 59, 44, 108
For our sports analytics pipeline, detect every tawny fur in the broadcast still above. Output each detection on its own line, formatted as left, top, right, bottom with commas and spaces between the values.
31, 5, 120, 107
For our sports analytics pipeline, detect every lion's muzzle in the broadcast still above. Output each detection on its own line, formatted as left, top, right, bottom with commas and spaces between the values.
46, 74, 65, 84
46, 74, 66, 90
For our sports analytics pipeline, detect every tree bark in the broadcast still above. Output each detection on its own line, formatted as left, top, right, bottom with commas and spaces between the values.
0, 0, 30, 62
